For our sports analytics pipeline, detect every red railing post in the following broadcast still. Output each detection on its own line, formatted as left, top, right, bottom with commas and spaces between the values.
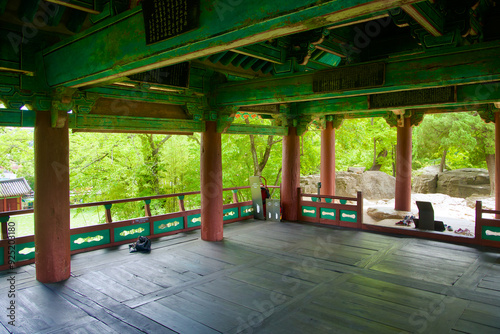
232, 189, 239, 203
104, 204, 113, 223
144, 199, 152, 217
178, 195, 186, 212
0, 215, 9, 240
297, 187, 302, 221
475, 200, 482, 244
357, 191, 363, 226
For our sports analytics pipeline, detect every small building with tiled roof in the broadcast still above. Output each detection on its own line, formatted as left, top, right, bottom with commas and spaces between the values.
0, 178, 33, 212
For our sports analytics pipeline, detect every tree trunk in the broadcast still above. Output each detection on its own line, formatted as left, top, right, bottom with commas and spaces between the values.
369, 149, 387, 171
486, 153, 495, 196
439, 149, 447, 173
246, 118, 281, 176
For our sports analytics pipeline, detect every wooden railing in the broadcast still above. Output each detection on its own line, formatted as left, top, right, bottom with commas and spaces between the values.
0, 186, 270, 271
298, 188, 363, 228
475, 200, 500, 247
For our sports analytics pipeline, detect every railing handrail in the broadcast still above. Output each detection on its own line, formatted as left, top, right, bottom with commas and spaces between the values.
0, 185, 274, 218
300, 193, 358, 201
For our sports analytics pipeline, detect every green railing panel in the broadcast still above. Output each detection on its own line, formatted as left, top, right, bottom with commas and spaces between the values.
71, 230, 111, 251
223, 208, 239, 221
155, 217, 183, 234
302, 206, 317, 218
325, 198, 332, 203
482, 226, 500, 242
320, 208, 336, 220
340, 210, 357, 223
0, 247, 4, 266
114, 223, 150, 242
340, 199, 347, 204
16, 242, 36, 262
241, 205, 254, 217
187, 214, 201, 228
311, 197, 318, 202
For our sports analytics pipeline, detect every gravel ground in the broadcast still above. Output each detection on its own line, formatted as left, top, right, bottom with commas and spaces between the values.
363, 193, 496, 237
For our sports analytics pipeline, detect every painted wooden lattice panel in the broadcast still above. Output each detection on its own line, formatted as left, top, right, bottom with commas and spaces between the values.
114, 223, 150, 242
71, 230, 111, 251
187, 214, 201, 228
154, 217, 183, 233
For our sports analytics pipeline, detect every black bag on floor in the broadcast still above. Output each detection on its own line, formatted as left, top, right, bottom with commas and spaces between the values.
129, 236, 151, 253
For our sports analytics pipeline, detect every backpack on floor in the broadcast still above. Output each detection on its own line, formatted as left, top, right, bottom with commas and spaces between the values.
129, 236, 151, 253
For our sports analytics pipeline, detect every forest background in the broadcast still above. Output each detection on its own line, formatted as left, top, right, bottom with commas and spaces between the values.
0, 112, 495, 235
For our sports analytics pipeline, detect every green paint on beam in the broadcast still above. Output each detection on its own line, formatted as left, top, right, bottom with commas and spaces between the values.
70, 114, 204, 132
84, 86, 199, 105
0, 109, 36, 127
215, 44, 500, 107
42, 0, 424, 88
225, 124, 287, 136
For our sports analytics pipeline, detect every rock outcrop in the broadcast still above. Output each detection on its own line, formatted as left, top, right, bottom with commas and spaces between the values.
300, 170, 396, 200
413, 167, 490, 197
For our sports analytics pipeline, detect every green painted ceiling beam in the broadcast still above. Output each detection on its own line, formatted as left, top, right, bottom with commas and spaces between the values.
225, 124, 287, 136
298, 82, 500, 115
83, 86, 200, 105
214, 43, 500, 107
69, 114, 204, 132
232, 43, 284, 64
0, 109, 36, 127
42, 0, 424, 88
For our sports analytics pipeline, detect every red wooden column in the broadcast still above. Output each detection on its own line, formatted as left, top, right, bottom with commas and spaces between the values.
34, 111, 71, 283
282, 126, 300, 221
320, 120, 336, 196
395, 117, 412, 211
495, 112, 500, 215
200, 121, 223, 241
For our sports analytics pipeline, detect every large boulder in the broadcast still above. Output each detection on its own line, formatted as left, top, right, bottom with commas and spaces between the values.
300, 171, 395, 200
412, 165, 440, 193
436, 168, 490, 197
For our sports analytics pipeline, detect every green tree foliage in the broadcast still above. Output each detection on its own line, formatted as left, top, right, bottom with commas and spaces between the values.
413, 113, 494, 171
0, 128, 34, 187
335, 118, 396, 174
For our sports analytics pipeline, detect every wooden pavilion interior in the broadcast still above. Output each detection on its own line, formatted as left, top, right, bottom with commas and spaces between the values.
2, 0, 500, 332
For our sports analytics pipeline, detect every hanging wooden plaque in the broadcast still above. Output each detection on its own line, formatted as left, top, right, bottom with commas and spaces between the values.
369, 86, 456, 109
129, 62, 190, 88
142, 0, 200, 45
313, 62, 385, 93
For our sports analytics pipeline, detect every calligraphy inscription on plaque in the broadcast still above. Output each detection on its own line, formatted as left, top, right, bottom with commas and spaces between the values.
130, 62, 190, 88
313, 63, 385, 93
142, 0, 200, 45
369, 86, 456, 109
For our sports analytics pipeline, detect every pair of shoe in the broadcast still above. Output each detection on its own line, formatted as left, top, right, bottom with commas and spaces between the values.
444, 224, 453, 232
455, 228, 473, 236
396, 215, 414, 226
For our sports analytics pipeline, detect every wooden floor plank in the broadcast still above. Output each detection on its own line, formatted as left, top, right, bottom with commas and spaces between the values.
453, 319, 500, 334
2, 220, 500, 333
157, 292, 249, 333
229, 267, 316, 297
76, 272, 143, 302
99, 266, 165, 295
341, 275, 445, 310
302, 301, 408, 334
194, 276, 288, 312
136, 301, 221, 334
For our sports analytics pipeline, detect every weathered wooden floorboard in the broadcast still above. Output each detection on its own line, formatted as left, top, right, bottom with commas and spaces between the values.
136, 301, 221, 334
157, 291, 251, 333
3, 220, 500, 333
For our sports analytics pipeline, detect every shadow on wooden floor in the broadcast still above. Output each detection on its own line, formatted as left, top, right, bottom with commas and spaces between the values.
1, 220, 500, 333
